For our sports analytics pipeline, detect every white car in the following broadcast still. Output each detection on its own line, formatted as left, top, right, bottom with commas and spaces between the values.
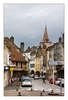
21, 76, 32, 87
22, 79, 32, 87
34, 75, 39, 80
55, 80, 60, 85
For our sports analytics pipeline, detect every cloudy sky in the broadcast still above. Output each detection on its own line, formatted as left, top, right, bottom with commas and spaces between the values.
4, 4, 64, 50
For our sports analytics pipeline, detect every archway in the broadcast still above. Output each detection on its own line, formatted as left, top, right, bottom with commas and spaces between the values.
30, 70, 34, 74
36, 71, 40, 76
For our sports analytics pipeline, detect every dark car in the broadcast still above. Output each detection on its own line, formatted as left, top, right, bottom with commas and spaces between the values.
19, 76, 25, 81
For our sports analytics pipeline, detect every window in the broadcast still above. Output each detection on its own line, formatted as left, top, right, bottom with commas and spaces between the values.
30, 64, 34, 68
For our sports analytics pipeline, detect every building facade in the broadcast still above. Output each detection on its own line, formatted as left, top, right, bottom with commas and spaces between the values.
46, 34, 64, 79
4, 36, 28, 78
4, 41, 10, 87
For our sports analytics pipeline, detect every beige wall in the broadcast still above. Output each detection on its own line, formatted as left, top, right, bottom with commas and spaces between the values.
4, 44, 9, 65
4, 43, 10, 87
4, 71, 10, 87
34, 57, 41, 73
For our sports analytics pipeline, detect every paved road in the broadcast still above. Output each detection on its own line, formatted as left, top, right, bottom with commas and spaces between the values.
4, 78, 64, 94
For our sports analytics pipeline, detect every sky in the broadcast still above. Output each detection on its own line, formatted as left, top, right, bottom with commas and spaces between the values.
4, 4, 64, 50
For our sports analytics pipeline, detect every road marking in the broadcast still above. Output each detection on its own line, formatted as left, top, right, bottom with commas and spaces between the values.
27, 88, 31, 90
48, 89, 52, 91
55, 89, 60, 90
18, 87, 64, 94
24, 91, 30, 96
34, 88, 38, 90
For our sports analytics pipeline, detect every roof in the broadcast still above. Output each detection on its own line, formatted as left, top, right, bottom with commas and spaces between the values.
9, 44, 27, 62
4, 37, 27, 62
46, 41, 64, 51
41, 26, 51, 43
24, 46, 38, 53
30, 46, 46, 57
4, 37, 23, 53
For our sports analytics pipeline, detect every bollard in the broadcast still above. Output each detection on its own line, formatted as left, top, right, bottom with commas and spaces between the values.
42, 89, 45, 92
16, 88, 18, 91
51, 90, 53, 93
18, 92, 21, 96
40, 92, 43, 96
31, 88, 33, 91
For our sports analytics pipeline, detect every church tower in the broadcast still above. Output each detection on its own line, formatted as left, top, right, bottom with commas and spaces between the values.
40, 24, 52, 49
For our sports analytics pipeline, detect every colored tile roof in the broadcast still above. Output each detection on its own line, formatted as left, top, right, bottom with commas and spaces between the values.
4, 37, 27, 62
9, 44, 27, 62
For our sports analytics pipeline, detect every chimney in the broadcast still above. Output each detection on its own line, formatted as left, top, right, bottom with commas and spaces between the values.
20, 42, 24, 52
59, 37, 62, 42
10, 36, 14, 43
28, 46, 30, 49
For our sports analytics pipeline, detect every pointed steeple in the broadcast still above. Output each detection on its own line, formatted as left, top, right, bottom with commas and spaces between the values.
42, 23, 49, 42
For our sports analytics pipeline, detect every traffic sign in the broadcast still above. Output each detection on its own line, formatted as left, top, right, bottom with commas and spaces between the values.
48, 61, 58, 66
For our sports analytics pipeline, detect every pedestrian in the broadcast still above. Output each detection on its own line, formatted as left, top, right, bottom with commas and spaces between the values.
42, 75, 46, 84
9, 76, 14, 86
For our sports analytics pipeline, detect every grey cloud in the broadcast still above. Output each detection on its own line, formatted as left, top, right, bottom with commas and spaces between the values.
4, 4, 64, 50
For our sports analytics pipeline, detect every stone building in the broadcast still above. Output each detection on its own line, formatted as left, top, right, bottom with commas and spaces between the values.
46, 33, 64, 79
23, 46, 38, 74
30, 25, 52, 75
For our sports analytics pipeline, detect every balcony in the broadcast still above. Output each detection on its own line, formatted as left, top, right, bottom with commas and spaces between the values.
14, 67, 27, 71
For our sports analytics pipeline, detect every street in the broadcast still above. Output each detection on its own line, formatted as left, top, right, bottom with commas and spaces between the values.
4, 78, 64, 96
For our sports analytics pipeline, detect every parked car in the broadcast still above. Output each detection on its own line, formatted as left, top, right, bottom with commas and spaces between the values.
30, 74, 34, 78
19, 76, 25, 81
55, 79, 60, 85
49, 78, 56, 84
34, 75, 39, 80
58, 78, 64, 87
39, 75, 43, 79
21, 76, 32, 87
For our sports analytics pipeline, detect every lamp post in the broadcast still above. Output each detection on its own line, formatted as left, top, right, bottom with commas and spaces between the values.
49, 60, 57, 93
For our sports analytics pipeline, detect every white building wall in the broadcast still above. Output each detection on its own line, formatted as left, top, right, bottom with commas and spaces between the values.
4, 71, 9, 87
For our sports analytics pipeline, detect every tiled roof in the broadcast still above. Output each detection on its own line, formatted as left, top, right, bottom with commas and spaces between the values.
24, 46, 38, 53
4, 37, 27, 62
8, 44, 27, 62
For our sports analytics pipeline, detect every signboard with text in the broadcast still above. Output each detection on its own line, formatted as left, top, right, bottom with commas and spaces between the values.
48, 61, 58, 66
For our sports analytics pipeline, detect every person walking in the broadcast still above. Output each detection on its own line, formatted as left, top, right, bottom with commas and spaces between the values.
42, 75, 46, 84
9, 76, 14, 86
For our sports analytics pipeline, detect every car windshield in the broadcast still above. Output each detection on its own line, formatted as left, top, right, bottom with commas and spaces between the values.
23, 79, 30, 82
23, 77, 30, 80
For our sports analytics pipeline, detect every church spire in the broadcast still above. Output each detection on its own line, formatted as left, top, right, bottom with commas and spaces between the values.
42, 23, 49, 42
